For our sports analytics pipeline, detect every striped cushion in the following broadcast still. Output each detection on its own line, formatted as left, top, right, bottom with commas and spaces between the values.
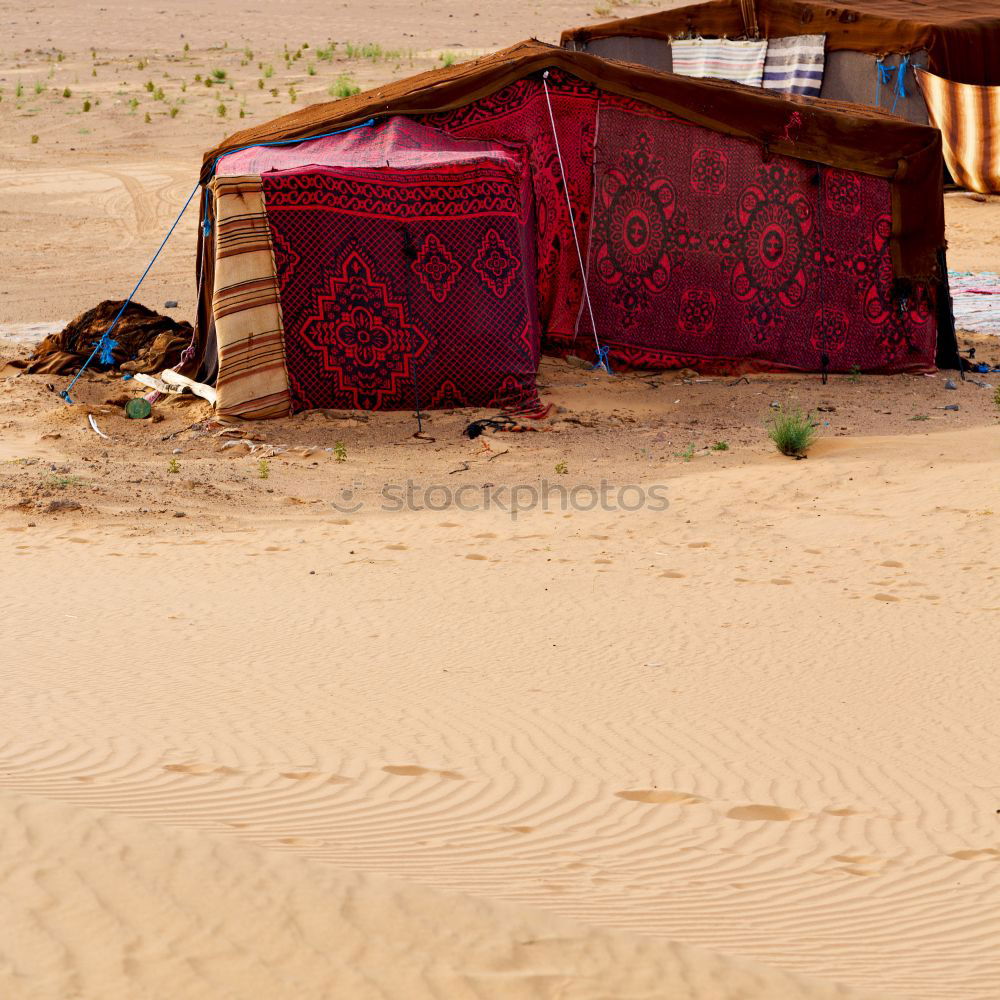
916, 68, 1000, 194
762, 35, 826, 98
671, 38, 768, 88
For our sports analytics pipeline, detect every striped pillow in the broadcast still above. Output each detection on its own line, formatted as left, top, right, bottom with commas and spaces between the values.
671, 37, 768, 88
762, 35, 826, 98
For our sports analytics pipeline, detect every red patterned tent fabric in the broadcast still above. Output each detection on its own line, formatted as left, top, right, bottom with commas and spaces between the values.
423, 71, 936, 374
254, 119, 541, 413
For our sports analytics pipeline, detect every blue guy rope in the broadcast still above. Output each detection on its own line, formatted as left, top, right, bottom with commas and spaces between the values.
874, 55, 911, 115
61, 118, 377, 404
61, 178, 202, 403
874, 57, 892, 109
890, 55, 910, 115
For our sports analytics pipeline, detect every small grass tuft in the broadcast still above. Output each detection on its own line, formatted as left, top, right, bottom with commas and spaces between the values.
168, 458, 180, 473
30, 134, 39, 144
768, 408, 817, 456
676, 443, 695, 462
216, 101, 226, 117
333, 441, 347, 463
258, 459, 270, 479
440, 51, 458, 67
328, 74, 360, 98
144, 111, 151, 123
846, 363, 862, 384
82, 99, 91, 112
212, 68, 227, 81
710, 440, 729, 451
34, 80, 43, 94
15, 82, 24, 98
61, 86, 71, 98
554, 460, 568, 475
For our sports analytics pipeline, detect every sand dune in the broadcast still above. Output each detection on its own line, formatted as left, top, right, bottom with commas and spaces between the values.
3, 1, 999, 995
3, 421, 998, 998
1, 789, 875, 999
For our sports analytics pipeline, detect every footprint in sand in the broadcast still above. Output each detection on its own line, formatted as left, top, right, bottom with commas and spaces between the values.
770, 578, 792, 585
659, 570, 685, 579
464, 553, 488, 561
872, 593, 900, 602
726, 804, 807, 822
163, 763, 240, 776
498, 825, 534, 834
949, 848, 1000, 861
475, 532, 498, 539
615, 789, 705, 805
823, 806, 863, 816
687, 541, 711, 548
383, 764, 465, 780
280, 771, 353, 784
880, 559, 904, 568
385, 543, 408, 551
594, 558, 612, 565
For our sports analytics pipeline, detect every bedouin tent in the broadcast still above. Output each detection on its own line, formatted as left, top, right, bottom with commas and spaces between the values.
560, 1, 1000, 193
189, 40, 957, 418
208, 117, 541, 419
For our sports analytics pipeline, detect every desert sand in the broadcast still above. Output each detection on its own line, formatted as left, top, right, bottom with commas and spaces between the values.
2, 3, 1000, 999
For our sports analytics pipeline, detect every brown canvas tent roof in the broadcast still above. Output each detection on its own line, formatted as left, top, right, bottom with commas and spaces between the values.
203, 39, 943, 281
560, 1, 1000, 86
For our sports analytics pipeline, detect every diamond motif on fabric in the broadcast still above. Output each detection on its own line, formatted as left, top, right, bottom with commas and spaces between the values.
411, 233, 461, 302
472, 228, 522, 298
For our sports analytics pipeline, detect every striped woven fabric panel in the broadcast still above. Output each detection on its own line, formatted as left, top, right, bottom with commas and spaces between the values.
671, 37, 768, 88
916, 68, 1000, 195
762, 34, 825, 98
210, 176, 292, 418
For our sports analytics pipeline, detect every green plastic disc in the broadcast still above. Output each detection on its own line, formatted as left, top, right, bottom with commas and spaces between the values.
126, 397, 152, 420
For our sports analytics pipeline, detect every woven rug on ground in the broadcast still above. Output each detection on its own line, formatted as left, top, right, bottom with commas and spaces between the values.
948, 271, 1000, 334
261, 154, 541, 413
917, 69, 1000, 194
582, 96, 937, 373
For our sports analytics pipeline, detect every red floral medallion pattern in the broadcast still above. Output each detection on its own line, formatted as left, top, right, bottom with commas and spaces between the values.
298, 247, 429, 410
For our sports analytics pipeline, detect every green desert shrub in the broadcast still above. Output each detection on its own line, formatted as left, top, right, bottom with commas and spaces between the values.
768, 408, 817, 456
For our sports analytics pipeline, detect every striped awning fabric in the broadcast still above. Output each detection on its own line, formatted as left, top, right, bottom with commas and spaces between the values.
671, 37, 768, 88
917, 68, 1000, 194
